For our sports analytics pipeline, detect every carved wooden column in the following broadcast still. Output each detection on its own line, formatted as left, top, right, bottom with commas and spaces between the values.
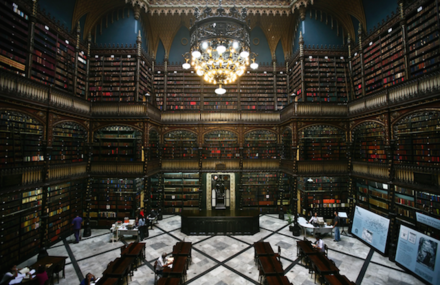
291, 121, 300, 235
286, 61, 290, 104
163, 59, 168, 111
25, 0, 37, 78
399, 0, 410, 81
273, 58, 277, 109
82, 125, 93, 237
143, 122, 150, 212
73, 22, 80, 97
347, 34, 355, 101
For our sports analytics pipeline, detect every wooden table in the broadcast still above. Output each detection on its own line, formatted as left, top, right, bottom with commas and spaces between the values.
324, 274, 355, 285
121, 242, 146, 269
308, 254, 339, 284
30, 256, 68, 285
266, 275, 292, 285
93, 276, 119, 285
297, 240, 319, 265
103, 256, 135, 285
157, 277, 182, 285
254, 242, 276, 258
163, 256, 188, 285
172, 242, 192, 266
258, 255, 284, 276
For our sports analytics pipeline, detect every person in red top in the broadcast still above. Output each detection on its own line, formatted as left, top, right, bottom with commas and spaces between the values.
30, 265, 48, 285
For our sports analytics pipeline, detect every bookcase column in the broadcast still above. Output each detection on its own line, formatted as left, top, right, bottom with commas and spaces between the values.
358, 24, 366, 97
25, 0, 37, 79
299, 32, 305, 102
143, 122, 150, 211
83, 142, 93, 237
73, 22, 80, 98
273, 60, 277, 109
347, 34, 355, 101
135, 31, 142, 102
37, 140, 50, 259
85, 34, 91, 101
399, 1, 410, 81
163, 60, 168, 111
286, 62, 290, 104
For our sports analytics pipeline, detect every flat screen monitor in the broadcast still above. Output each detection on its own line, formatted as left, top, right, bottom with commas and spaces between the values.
396, 225, 440, 285
351, 206, 390, 253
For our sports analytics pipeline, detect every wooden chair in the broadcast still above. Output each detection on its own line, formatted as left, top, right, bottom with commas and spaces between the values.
153, 261, 159, 285
324, 244, 329, 257
277, 245, 283, 267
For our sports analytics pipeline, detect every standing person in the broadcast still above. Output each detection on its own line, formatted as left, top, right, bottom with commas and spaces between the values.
1, 264, 18, 284
138, 215, 146, 241
71, 215, 83, 243
80, 273, 96, 285
333, 211, 340, 242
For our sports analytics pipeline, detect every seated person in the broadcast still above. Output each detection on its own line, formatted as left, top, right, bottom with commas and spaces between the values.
312, 235, 325, 253
80, 273, 96, 285
0, 265, 18, 285
29, 265, 48, 285
155, 253, 172, 277
308, 212, 319, 226
147, 209, 157, 229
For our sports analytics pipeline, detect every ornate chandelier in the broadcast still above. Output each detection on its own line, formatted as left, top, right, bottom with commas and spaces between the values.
182, 0, 258, 95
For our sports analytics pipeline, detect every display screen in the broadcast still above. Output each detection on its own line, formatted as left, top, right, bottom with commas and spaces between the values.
351, 206, 390, 253
396, 225, 440, 285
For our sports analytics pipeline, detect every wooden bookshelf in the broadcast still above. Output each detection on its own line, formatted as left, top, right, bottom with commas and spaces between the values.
282, 129, 293, 160
0, 110, 44, 167
76, 51, 87, 98
153, 69, 165, 110
354, 178, 389, 217
0, 187, 43, 266
51, 122, 87, 163
163, 172, 200, 214
90, 178, 142, 227
240, 70, 275, 111
149, 129, 160, 160
299, 176, 349, 218
93, 126, 142, 162
166, 69, 201, 110
0, 0, 28, 76
299, 125, 346, 161
363, 35, 382, 95
279, 173, 292, 208
276, 72, 288, 110
352, 48, 362, 98
240, 172, 278, 213
304, 55, 348, 103
89, 53, 137, 102
150, 174, 162, 210
244, 130, 277, 159
139, 58, 153, 101
352, 122, 387, 163
163, 130, 198, 159
406, 0, 440, 78
289, 59, 302, 99
204, 83, 239, 110
381, 24, 405, 89
203, 130, 239, 160
393, 111, 440, 166
47, 180, 85, 242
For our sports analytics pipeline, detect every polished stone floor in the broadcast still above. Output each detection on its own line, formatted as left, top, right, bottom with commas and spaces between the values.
19, 214, 424, 285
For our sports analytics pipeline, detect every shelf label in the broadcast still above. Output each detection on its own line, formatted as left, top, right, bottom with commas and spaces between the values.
266, 195, 269, 198
172, 195, 175, 199
106, 205, 110, 210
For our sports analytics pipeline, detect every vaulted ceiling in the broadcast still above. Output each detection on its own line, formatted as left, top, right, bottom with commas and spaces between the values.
44, 0, 395, 57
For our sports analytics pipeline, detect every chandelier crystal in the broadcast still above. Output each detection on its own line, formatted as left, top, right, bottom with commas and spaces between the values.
182, 0, 258, 94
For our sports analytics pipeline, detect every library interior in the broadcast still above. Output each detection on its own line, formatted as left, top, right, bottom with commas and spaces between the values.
0, 0, 439, 284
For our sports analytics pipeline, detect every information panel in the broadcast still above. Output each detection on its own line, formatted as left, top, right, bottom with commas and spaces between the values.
351, 206, 390, 253
396, 225, 440, 285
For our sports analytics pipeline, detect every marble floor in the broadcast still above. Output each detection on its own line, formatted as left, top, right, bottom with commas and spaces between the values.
19, 215, 424, 285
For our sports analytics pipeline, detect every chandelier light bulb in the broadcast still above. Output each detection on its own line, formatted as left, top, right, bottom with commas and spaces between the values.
250, 62, 259, 69
217, 45, 226, 54
192, 50, 201, 58
240, 50, 249, 58
202, 41, 208, 50
182, 62, 191, 69
197, 69, 204, 76
233, 41, 239, 50
215, 85, 226, 95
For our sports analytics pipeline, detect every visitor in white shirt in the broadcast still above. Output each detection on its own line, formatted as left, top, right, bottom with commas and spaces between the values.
313, 235, 325, 253
308, 212, 318, 224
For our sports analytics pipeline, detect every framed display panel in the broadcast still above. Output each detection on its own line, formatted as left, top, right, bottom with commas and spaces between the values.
396, 225, 440, 285
393, 111, 440, 167
203, 130, 239, 160
352, 122, 387, 163
244, 130, 277, 159
298, 125, 346, 161
0, 110, 44, 167
163, 130, 198, 159
93, 126, 142, 162
351, 205, 390, 254
51, 122, 87, 163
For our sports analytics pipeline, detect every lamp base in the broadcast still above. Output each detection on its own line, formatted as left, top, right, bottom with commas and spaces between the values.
83, 224, 92, 237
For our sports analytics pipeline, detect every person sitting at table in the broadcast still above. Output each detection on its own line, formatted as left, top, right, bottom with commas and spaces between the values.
312, 235, 325, 253
80, 273, 96, 285
155, 253, 172, 277
29, 265, 48, 285
138, 215, 147, 241
0, 264, 18, 285
308, 212, 319, 227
